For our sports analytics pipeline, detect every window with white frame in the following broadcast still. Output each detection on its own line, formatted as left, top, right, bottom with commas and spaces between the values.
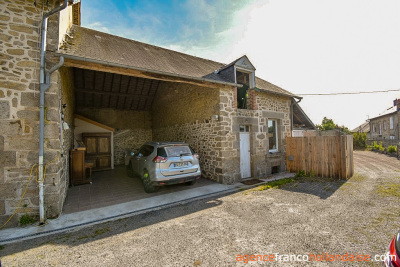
372, 124, 376, 133
379, 123, 382, 135
268, 120, 278, 152
390, 135, 395, 140
390, 116, 394, 129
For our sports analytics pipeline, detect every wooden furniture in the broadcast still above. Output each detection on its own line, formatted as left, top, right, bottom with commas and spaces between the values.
84, 161, 95, 178
70, 149, 92, 185
82, 132, 112, 171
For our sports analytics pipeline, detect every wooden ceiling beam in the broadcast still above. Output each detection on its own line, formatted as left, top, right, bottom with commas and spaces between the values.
76, 88, 151, 99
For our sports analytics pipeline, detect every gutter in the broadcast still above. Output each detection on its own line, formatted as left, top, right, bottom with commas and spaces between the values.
38, 0, 68, 225
57, 54, 242, 88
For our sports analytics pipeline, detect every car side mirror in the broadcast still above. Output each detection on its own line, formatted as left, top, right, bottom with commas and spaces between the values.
125, 149, 136, 165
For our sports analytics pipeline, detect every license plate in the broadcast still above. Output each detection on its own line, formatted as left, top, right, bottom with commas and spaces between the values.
174, 162, 188, 167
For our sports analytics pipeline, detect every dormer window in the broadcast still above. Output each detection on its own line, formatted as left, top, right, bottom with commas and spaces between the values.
234, 56, 255, 109
217, 55, 256, 109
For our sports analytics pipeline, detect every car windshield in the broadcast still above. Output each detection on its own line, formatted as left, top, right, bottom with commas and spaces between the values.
164, 146, 192, 157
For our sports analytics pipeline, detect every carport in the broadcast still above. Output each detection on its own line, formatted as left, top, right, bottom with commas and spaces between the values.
57, 26, 239, 213
60, 57, 224, 212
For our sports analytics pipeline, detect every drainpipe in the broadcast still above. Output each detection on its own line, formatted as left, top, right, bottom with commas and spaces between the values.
38, 0, 68, 225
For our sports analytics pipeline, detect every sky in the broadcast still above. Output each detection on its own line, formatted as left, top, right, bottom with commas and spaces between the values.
81, 0, 400, 129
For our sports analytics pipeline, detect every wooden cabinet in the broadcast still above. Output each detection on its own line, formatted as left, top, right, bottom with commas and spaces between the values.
70, 149, 92, 185
82, 132, 112, 171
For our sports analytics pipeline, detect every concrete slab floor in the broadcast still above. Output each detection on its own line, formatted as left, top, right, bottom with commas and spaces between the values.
63, 165, 216, 214
0, 172, 295, 245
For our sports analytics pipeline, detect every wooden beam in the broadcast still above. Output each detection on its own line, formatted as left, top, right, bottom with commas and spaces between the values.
63, 58, 232, 89
76, 88, 150, 98
74, 114, 115, 132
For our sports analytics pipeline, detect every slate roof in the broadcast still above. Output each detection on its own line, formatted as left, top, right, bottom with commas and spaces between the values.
58, 25, 297, 98
369, 106, 398, 120
351, 121, 370, 133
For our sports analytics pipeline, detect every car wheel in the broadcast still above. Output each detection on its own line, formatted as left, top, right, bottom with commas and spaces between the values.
126, 162, 135, 178
186, 180, 197, 186
142, 170, 158, 193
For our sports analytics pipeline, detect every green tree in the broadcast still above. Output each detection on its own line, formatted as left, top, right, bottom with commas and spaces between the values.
316, 117, 337, 131
353, 132, 367, 149
316, 117, 352, 134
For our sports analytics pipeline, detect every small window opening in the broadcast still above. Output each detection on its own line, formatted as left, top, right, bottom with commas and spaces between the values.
268, 120, 278, 152
236, 71, 250, 109
240, 125, 250, 132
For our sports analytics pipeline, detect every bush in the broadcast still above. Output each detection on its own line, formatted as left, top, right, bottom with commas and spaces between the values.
370, 141, 384, 152
353, 132, 367, 149
387, 145, 397, 154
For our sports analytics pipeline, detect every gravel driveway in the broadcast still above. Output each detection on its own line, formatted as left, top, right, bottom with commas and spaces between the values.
1, 151, 399, 266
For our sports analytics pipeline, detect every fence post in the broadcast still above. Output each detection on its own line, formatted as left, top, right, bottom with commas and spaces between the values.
397, 144, 400, 159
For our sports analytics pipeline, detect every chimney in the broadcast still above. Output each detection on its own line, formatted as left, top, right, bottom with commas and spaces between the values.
394, 99, 400, 111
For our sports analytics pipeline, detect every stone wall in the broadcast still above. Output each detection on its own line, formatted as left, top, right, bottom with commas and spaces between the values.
42, 66, 75, 218
0, 0, 67, 227
152, 82, 225, 182
220, 89, 292, 182
152, 83, 292, 184
257, 92, 291, 175
75, 107, 152, 165
113, 129, 152, 165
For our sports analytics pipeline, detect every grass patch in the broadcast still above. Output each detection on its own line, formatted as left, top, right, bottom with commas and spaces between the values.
349, 173, 366, 182
339, 173, 365, 192
255, 178, 296, 191
77, 235, 90, 240
93, 227, 110, 237
73, 227, 111, 242
19, 214, 37, 226
376, 183, 400, 198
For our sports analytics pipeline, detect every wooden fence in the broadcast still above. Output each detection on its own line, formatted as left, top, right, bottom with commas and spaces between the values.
286, 136, 354, 179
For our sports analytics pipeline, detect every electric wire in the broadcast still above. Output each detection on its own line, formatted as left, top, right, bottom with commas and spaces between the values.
298, 88, 400, 96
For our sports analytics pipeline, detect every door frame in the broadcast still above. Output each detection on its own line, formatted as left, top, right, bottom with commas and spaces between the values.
239, 125, 251, 179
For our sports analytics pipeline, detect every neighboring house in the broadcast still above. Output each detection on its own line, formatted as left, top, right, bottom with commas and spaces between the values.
368, 100, 400, 144
351, 121, 370, 138
0, 1, 314, 226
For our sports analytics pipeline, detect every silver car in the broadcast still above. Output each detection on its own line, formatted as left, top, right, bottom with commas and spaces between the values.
126, 142, 201, 193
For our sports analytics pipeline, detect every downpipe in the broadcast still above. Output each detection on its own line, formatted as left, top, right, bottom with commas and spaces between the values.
38, 0, 68, 225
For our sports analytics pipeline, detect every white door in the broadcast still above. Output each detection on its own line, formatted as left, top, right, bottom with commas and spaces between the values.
240, 131, 251, 178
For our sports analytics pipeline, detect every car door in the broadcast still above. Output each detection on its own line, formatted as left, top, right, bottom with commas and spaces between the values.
133, 145, 153, 175
132, 146, 146, 174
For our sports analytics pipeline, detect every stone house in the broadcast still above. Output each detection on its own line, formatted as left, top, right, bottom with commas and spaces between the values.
368, 99, 400, 146
0, 0, 313, 227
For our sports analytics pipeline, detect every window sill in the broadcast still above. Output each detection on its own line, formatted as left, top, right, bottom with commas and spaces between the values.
268, 151, 283, 158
